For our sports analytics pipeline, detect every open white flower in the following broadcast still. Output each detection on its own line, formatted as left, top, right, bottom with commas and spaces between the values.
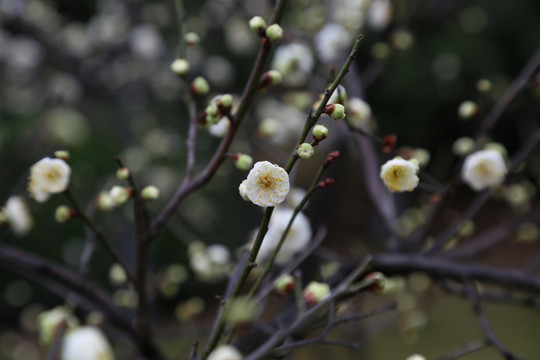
380, 157, 419, 192
207, 345, 243, 360
255, 208, 312, 265
462, 149, 507, 191
28, 157, 71, 202
3, 196, 33, 236
209, 117, 230, 137
348, 97, 372, 128
244, 161, 289, 207
61, 326, 115, 360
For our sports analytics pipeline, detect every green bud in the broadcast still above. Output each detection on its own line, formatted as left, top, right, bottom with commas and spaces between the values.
303, 281, 330, 306
116, 167, 130, 181
235, 154, 253, 171
55, 205, 72, 223
54, 150, 70, 161
38, 307, 79, 346
274, 274, 295, 296
364, 271, 387, 294
191, 76, 210, 95
219, 94, 233, 108
297, 143, 314, 159
312, 124, 328, 141
141, 185, 160, 201
184, 32, 200, 46
267, 70, 282, 84
458, 100, 478, 120
109, 186, 130, 206
249, 16, 267, 34
324, 103, 346, 120
265, 24, 283, 41
170, 59, 190, 76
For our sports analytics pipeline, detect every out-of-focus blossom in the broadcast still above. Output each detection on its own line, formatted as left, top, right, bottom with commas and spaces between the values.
314, 23, 352, 62
462, 149, 507, 191
28, 157, 71, 202
61, 326, 115, 360
2, 196, 33, 236
271, 43, 314, 86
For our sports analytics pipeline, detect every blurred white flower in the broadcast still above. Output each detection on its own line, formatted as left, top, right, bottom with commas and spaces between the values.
257, 99, 305, 146
406, 355, 426, 360
129, 24, 164, 60
189, 243, 232, 282
37, 306, 79, 346
367, 0, 392, 31
61, 326, 115, 360
380, 157, 419, 192
208, 117, 231, 137
28, 157, 71, 202
462, 149, 507, 191
256, 208, 312, 265
347, 97, 372, 128
271, 43, 314, 86
207, 345, 243, 360
3, 196, 33, 236
314, 23, 351, 62
244, 161, 290, 207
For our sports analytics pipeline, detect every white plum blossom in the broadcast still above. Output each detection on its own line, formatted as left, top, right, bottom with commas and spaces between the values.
255, 208, 312, 265
207, 345, 243, 360
406, 355, 426, 360
208, 117, 231, 137
380, 157, 420, 192
3, 196, 33, 236
243, 161, 290, 207
462, 149, 507, 191
271, 43, 314, 86
367, 0, 392, 31
314, 23, 352, 62
238, 180, 249, 201
61, 326, 115, 360
348, 97, 372, 128
28, 157, 71, 202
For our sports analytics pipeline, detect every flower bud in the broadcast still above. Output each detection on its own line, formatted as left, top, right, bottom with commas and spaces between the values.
274, 274, 295, 297
170, 59, 190, 76
38, 307, 79, 346
141, 185, 160, 200
363, 271, 387, 294
266, 70, 282, 84
458, 100, 478, 120
249, 16, 267, 34
323, 103, 346, 120
452, 137, 475, 156
297, 143, 314, 159
191, 76, 210, 95
303, 281, 330, 306
184, 32, 200, 46
55, 205, 74, 223
54, 150, 70, 161
116, 167, 130, 181
218, 94, 233, 108
234, 154, 253, 171
406, 355, 426, 360
205, 103, 219, 124
109, 263, 127, 285
96, 192, 115, 211
476, 79, 492, 92
238, 180, 249, 201
207, 345, 243, 360
312, 124, 328, 141
265, 24, 283, 41
109, 186, 131, 206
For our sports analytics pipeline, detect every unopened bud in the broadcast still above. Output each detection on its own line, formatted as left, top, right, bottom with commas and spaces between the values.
266, 70, 282, 84
323, 103, 346, 120
364, 271, 387, 294
274, 274, 295, 297
452, 137, 475, 156
249, 16, 267, 34
303, 281, 330, 306
96, 192, 115, 211
54, 150, 70, 161
476, 79, 492, 92
170, 59, 190, 76
191, 76, 210, 95
184, 32, 200, 46
55, 205, 73, 223
141, 186, 160, 201
219, 94, 233, 108
312, 125, 328, 141
265, 24, 283, 41
297, 143, 314, 159
234, 154, 253, 171
116, 167, 130, 181
458, 100, 478, 120
109, 186, 131, 206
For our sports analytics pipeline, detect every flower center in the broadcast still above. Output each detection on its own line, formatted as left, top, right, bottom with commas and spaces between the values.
391, 167, 406, 180
45, 168, 62, 181
257, 174, 276, 190
475, 162, 492, 176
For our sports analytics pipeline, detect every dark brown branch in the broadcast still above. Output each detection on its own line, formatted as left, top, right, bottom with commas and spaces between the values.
463, 281, 524, 360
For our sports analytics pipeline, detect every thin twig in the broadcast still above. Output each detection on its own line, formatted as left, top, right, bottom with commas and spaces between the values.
435, 340, 488, 360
